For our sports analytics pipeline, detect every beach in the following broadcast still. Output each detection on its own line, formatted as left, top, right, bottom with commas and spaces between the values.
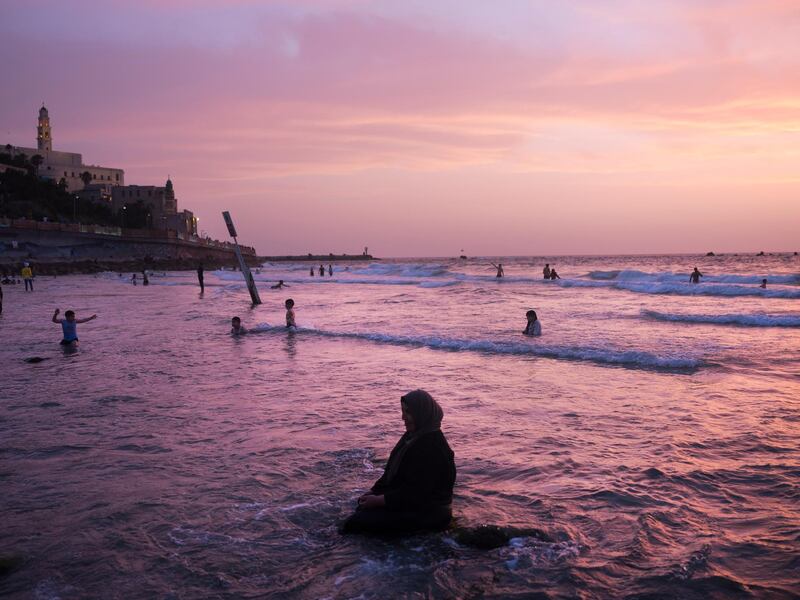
1, 254, 798, 598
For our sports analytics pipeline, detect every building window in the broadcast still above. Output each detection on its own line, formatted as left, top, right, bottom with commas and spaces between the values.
92, 173, 96, 179
116, 174, 119, 181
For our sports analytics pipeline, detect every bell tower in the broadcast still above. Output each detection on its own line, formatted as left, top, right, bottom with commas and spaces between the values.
37, 104, 52, 152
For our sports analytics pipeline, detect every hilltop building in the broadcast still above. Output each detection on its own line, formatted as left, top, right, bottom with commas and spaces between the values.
3, 105, 197, 236
111, 178, 197, 236
4, 105, 124, 193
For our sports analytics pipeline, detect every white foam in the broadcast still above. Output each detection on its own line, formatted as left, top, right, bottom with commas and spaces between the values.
250, 325, 702, 370
642, 310, 800, 327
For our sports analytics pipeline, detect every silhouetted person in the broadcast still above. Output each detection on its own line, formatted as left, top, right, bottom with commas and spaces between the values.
549, 268, 560, 280
271, 280, 289, 289
142, 271, 149, 286
319, 264, 325, 277
328, 264, 333, 276
310, 267, 315, 277
543, 264, 551, 279
197, 263, 205, 292
231, 316, 246, 335
689, 267, 702, 284
285, 298, 296, 328
760, 278, 767, 289
491, 262, 504, 278
342, 389, 456, 534
523, 310, 541, 336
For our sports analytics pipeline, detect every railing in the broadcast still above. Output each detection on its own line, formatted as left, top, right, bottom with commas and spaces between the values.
0, 217, 255, 255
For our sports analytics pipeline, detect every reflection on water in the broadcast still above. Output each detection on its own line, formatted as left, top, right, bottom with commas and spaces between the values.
1, 254, 799, 598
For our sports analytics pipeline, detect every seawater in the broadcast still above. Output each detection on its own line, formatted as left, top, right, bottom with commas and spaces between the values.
1, 254, 798, 599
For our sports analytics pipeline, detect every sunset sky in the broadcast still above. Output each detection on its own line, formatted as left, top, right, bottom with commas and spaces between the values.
2, 0, 799, 256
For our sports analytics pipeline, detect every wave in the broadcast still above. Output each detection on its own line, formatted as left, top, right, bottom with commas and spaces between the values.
617, 282, 800, 298
347, 263, 451, 278
586, 269, 800, 285
249, 324, 702, 371
642, 310, 800, 327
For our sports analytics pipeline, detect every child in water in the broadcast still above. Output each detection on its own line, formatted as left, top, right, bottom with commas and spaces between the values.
52, 308, 97, 346
760, 278, 767, 289
523, 310, 541, 336
285, 298, 296, 329
231, 316, 246, 335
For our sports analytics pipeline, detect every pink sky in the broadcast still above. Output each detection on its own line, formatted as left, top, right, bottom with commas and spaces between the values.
2, 0, 799, 256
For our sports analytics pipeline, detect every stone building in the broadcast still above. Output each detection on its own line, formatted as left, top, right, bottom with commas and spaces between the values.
111, 179, 197, 236
3, 105, 125, 193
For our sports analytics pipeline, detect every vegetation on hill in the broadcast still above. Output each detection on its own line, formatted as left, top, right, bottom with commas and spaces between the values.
0, 151, 151, 228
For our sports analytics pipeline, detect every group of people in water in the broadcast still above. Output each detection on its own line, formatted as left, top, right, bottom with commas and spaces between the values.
491, 262, 561, 280
311, 264, 334, 277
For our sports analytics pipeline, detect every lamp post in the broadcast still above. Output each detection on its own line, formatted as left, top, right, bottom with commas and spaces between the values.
73, 195, 78, 223
121, 205, 127, 229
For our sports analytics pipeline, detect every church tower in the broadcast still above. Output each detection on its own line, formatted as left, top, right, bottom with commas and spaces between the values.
37, 104, 52, 152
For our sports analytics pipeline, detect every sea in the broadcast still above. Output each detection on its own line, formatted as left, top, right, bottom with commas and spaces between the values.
1, 253, 798, 599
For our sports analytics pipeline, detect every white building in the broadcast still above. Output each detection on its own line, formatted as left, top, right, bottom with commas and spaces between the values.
3, 105, 124, 193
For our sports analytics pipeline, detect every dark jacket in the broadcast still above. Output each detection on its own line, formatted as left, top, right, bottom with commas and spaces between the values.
371, 430, 456, 512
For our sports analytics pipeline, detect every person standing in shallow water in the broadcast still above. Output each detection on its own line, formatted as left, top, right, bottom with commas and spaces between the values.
491, 262, 504, 278
689, 267, 702, 284
543, 264, 551, 279
342, 389, 456, 534
197, 264, 205, 293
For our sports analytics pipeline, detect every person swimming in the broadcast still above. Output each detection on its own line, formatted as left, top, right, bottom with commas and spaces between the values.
271, 280, 289, 289
689, 267, 702, 284
230, 316, 246, 335
549, 268, 560, 280
342, 389, 456, 534
523, 310, 541, 336
760, 278, 767, 289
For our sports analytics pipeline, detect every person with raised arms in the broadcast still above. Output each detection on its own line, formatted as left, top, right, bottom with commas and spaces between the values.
491, 262, 504, 278
52, 308, 97, 347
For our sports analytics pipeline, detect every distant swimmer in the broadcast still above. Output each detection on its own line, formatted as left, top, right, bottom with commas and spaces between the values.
689, 267, 702, 284
760, 278, 767, 289
549, 268, 560, 280
328, 264, 333, 277
197, 263, 205, 293
523, 310, 541, 336
310, 267, 315, 277
142, 271, 149, 286
21, 262, 34, 292
543, 264, 551, 279
231, 316, 246, 335
285, 298, 296, 328
271, 280, 289, 289
491, 262, 504, 278
131, 273, 138, 285
52, 308, 97, 347
319, 264, 325, 277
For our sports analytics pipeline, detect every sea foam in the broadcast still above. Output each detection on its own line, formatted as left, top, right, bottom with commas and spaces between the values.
642, 310, 800, 327
249, 324, 702, 370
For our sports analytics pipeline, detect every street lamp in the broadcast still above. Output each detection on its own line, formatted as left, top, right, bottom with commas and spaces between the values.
121, 205, 127, 228
73, 195, 79, 223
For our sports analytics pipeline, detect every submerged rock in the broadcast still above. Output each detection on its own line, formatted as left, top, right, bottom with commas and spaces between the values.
451, 525, 552, 549
24, 356, 47, 363
0, 554, 23, 577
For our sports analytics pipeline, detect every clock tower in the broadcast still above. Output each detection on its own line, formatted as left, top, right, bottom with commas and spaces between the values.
37, 104, 52, 152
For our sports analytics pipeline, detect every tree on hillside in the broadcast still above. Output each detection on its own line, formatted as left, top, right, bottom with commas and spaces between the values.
80, 171, 92, 188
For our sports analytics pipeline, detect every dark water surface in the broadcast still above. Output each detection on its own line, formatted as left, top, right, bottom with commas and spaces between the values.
1, 255, 799, 598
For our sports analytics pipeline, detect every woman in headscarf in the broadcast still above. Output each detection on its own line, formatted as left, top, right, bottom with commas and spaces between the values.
342, 389, 456, 534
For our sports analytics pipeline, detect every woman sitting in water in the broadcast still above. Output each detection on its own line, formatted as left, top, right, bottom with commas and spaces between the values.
523, 310, 541, 336
342, 389, 456, 534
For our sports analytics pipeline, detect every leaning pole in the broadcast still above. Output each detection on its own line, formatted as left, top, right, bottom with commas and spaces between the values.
222, 211, 262, 305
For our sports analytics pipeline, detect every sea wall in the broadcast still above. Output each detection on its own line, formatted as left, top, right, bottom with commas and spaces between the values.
0, 220, 258, 273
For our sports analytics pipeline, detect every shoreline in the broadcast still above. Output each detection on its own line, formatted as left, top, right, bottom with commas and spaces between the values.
0, 257, 256, 276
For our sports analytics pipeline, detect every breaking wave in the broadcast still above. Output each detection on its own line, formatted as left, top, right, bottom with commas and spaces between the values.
642, 310, 800, 327
249, 325, 703, 371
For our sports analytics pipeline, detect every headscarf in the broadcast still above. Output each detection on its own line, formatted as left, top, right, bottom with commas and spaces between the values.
384, 390, 444, 484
